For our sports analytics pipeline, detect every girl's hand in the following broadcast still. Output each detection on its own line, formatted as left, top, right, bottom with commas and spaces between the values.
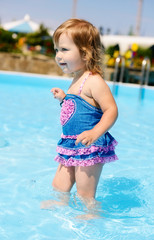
51, 88, 66, 102
75, 130, 98, 147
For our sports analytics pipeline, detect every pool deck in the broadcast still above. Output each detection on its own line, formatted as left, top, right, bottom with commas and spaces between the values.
1, 70, 154, 91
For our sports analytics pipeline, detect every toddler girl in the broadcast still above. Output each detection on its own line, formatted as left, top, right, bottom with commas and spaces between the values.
43, 19, 118, 206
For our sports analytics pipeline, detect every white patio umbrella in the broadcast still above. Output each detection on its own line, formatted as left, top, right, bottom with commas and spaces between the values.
1, 14, 39, 33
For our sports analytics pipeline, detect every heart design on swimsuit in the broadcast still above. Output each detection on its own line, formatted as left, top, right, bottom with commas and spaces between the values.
60, 99, 75, 126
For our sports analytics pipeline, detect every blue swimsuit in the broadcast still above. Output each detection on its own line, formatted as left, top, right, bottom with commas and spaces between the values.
55, 75, 118, 167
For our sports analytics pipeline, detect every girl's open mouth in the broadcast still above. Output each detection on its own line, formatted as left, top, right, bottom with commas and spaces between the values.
59, 63, 67, 66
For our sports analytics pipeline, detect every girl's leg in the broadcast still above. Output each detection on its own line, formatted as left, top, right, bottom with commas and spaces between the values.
41, 164, 75, 209
52, 163, 75, 192
74, 163, 104, 219
75, 163, 104, 198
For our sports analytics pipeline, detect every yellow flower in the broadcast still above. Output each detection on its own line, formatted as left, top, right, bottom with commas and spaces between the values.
125, 50, 132, 59
131, 43, 138, 52
113, 50, 119, 58
125, 59, 131, 67
107, 58, 115, 66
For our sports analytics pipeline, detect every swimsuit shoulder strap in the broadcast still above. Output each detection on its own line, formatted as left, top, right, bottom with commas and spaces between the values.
78, 72, 92, 96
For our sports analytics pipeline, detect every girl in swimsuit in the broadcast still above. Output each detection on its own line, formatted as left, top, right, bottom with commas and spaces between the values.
42, 19, 118, 208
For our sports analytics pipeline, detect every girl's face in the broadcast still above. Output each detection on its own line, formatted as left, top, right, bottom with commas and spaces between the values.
54, 33, 86, 75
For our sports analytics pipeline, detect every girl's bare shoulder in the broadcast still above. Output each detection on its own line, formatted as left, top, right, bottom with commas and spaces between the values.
88, 73, 109, 91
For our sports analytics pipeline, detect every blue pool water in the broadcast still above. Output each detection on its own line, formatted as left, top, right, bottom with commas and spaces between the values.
0, 71, 154, 240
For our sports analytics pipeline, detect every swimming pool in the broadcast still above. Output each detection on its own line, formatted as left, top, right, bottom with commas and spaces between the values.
0, 71, 154, 240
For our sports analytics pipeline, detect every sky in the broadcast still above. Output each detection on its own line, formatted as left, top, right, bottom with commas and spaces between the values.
0, 0, 154, 37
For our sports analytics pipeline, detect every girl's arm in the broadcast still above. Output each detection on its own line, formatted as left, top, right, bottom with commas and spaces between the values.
51, 88, 66, 102
75, 75, 118, 146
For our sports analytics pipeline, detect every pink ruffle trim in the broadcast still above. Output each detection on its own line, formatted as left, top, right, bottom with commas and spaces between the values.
56, 140, 118, 156
61, 133, 77, 139
60, 99, 75, 126
55, 155, 118, 167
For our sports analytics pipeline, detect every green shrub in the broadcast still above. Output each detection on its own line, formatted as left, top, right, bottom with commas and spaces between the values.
26, 24, 55, 56
105, 44, 119, 57
137, 46, 152, 60
0, 28, 20, 52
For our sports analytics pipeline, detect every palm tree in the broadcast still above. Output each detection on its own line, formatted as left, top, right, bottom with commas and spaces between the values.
72, 0, 78, 18
135, 0, 143, 36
